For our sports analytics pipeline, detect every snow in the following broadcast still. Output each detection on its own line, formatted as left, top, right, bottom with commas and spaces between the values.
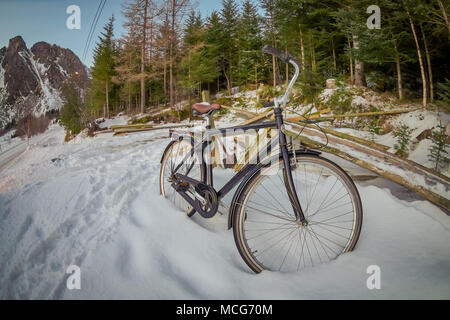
0, 64, 5, 88
0, 121, 449, 299
321, 109, 449, 176
97, 115, 132, 130
32, 60, 63, 114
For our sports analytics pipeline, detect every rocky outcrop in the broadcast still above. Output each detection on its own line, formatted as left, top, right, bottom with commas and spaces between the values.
0, 36, 88, 130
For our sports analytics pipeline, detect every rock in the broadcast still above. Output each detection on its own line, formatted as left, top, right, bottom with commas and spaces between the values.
326, 79, 336, 89
416, 129, 433, 142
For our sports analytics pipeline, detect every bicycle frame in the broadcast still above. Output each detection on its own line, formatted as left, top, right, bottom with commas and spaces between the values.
171, 53, 307, 224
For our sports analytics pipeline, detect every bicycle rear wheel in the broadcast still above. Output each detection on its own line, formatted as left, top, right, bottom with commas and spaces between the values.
233, 154, 362, 273
160, 139, 203, 216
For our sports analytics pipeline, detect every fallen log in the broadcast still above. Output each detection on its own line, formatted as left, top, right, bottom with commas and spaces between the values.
111, 124, 154, 130
306, 107, 420, 120
112, 124, 195, 136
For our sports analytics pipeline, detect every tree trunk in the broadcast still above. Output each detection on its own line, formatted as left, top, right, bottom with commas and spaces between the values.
228, 53, 233, 94
331, 37, 337, 74
310, 34, 316, 72
348, 38, 354, 86
272, 55, 277, 87
105, 81, 110, 118
437, 0, 450, 34
285, 46, 289, 85
169, 0, 176, 110
128, 81, 131, 114
394, 40, 404, 100
141, 0, 149, 114
352, 35, 366, 87
224, 71, 232, 95
420, 23, 434, 103
299, 26, 305, 71
403, 1, 428, 108
255, 63, 258, 90
163, 57, 167, 98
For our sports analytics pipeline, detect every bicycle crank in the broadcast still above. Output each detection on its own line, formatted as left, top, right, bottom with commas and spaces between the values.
172, 173, 219, 219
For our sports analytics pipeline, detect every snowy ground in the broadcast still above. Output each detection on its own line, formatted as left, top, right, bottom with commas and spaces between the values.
0, 123, 449, 300
332, 109, 450, 176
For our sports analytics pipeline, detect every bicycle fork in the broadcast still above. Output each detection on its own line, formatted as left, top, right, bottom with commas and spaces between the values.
274, 107, 308, 226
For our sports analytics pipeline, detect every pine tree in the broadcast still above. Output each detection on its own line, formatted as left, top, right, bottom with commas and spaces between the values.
394, 124, 413, 158
236, 0, 263, 87
204, 11, 224, 92
428, 123, 450, 171
179, 11, 221, 98
260, 0, 279, 87
60, 76, 86, 136
91, 15, 116, 118
220, 0, 240, 94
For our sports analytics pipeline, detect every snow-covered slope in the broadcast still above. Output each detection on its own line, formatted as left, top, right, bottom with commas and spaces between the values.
0, 123, 448, 299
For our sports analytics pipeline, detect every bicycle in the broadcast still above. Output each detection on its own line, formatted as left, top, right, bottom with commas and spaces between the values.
160, 45, 363, 273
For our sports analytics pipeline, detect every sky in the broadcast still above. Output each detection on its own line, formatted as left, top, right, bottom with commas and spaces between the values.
0, 0, 248, 67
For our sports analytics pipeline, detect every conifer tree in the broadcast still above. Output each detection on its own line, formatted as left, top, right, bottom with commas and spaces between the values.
236, 0, 263, 87
428, 123, 449, 171
220, 0, 240, 94
91, 15, 116, 118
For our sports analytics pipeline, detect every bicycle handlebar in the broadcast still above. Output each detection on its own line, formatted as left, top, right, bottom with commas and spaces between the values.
262, 45, 297, 64
262, 45, 300, 107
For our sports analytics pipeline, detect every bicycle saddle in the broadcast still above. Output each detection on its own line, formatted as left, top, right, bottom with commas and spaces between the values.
192, 103, 221, 116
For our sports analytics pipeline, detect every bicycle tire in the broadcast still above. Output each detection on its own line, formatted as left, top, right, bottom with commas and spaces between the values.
233, 154, 363, 273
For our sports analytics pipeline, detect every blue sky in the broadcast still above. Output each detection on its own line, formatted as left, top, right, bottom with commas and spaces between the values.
0, 0, 249, 67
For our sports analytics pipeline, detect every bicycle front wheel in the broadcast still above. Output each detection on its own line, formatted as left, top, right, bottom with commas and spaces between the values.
233, 154, 363, 273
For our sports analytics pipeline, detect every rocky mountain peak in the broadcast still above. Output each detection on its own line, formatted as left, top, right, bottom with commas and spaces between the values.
7, 36, 27, 55
0, 35, 88, 131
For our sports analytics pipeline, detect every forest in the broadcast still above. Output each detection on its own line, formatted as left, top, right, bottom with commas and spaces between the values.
61, 0, 450, 133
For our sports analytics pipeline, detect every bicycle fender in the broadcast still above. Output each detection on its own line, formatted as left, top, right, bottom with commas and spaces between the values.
227, 149, 321, 230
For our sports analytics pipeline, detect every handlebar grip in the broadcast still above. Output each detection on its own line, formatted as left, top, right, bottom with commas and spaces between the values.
262, 45, 296, 64
262, 101, 275, 108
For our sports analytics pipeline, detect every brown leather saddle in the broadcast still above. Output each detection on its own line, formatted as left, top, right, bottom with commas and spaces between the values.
192, 103, 221, 116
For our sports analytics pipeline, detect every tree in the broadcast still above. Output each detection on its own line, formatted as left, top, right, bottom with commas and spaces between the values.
260, 0, 279, 87
217, 0, 240, 94
401, 0, 428, 108
122, 0, 162, 113
428, 123, 450, 171
91, 15, 116, 118
60, 76, 87, 136
204, 11, 224, 92
179, 11, 220, 98
164, 0, 191, 109
333, 3, 369, 87
394, 124, 413, 158
236, 0, 263, 87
